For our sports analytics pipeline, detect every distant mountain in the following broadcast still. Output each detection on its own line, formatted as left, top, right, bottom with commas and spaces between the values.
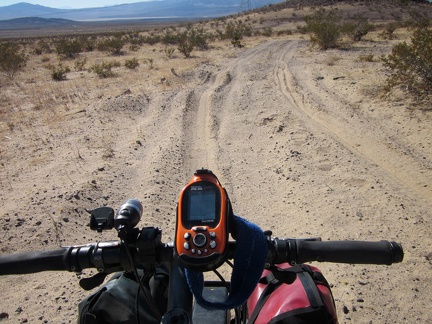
0, 0, 284, 21
0, 17, 79, 30
0, 2, 69, 19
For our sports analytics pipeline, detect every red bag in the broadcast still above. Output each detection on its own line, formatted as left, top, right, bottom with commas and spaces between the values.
247, 263, 338, 324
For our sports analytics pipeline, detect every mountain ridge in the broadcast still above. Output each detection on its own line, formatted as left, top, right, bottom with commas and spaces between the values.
0, 1, 282, 21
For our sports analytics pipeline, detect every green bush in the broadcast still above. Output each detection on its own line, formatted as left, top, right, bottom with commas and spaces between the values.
90, 61, 121, 78
223, 21, 252, 48
405, 9, 431, 30
261, 27, 273, 37
177, 31, 195, 58
382, 28, 432, 101
343, 14, 373, 41
358, 53, 375, 62
124, 57, 140, 69
162, 29, 180, 45
304, 8, 342, 50
97, 37, 125, 55
34, 40, 52, 55
74, 57, 87, 71
54, 38, 83, 59
189, 27, 210, 50
51, 63, 71, 81
0, 42, 28, 79
164, 47, 176, 59
380, 22, 399, 40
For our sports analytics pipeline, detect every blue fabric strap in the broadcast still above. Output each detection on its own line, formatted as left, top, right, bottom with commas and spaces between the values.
185, 215, 268, 310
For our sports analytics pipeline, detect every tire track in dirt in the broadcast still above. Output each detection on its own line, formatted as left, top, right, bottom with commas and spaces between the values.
272, 40, 431, 203
180, 44, 270, 185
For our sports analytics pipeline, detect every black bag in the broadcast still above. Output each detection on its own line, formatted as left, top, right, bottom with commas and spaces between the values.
78, 267, 169, 324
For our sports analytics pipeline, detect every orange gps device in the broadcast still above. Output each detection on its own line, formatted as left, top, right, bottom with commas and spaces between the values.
175, 169, 231, 271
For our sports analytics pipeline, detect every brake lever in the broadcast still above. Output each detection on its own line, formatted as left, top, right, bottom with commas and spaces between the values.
79, 272, 108, 291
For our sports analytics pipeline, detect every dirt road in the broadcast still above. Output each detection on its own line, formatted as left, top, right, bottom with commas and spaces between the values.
1, 39, 431, 323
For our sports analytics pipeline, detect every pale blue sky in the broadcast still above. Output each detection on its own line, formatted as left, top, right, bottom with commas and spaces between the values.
0, 1, 153, 9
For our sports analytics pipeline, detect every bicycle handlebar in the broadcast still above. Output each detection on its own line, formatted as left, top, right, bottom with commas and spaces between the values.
271, 238, 403, 265
0, 248, 69, 274
0, 236, 404, 276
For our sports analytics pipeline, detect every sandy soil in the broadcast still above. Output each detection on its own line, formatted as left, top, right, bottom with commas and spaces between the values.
0, 33, 431, 323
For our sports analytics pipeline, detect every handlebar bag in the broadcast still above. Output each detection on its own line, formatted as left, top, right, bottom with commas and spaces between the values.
247, 263, 338, 324
78, 267, 169, 324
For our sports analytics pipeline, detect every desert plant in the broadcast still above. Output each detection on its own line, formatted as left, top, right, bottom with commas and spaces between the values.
164, 47, 176, 59
90, 61, 121, 78
97, 37, 125, 55
358, 53, 375, 62
124, 57, 140, 69
223, 21, 251, 48
54, 38, 83, 59
380, 22, 399, 40
0, 42, 28, 79
189, 27, 210, 50
382, 27, 432, 101
177, 31, 195, 58
144, 58, 154, 69
261, 27, 273, 37
405, 9, 431, 29
51, 63, 71, 81
129, 44, 140, 52
343, 14, 373, 41
162, 29, 180, 45
74, 57, 87, 71
304, 8, 342, 50
34, 40, 52, 55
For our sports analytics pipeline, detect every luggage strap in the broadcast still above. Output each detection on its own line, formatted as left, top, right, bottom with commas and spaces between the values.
248, 264, 326, 324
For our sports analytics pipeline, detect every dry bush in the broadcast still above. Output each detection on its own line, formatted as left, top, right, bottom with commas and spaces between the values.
90, 60, 121, 78
0, 42, 28, 79
382, 27, 432, 102
304, 8, 342, 50
50, 63, 71, 81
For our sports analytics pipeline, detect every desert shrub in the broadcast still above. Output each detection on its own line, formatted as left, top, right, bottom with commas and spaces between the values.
261, 27, 273, 37
164, 47, 176, 59
162, 29, 180, 45
81, 36, 96, 52
51, 63, 71, 81
74, 57, 87, 71
405, 9, 431, 29
162, 27, 209, 57
304, 8, 342, 50
177, 31, 195, 58
190, 27, 210, 50
382, 28, 432, 101
144, 35, 161, 45
97, 37, 125, 55
0, 42, 28, 79
124, 57, 140, 69
34, 40, 52, 55
223, 21, 252, 48
90, 61, 121, 78
343, 14, 373, 41
129, 44, 140, 52
144, 58, 154, 69
358, 53, 375, 62
277, 29, 293, 36
54, 38, 83, 59
380, 22, 399, 40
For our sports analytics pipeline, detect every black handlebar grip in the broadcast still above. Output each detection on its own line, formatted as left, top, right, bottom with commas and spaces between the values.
295, 240, 404, 265
0, 248, 69, 275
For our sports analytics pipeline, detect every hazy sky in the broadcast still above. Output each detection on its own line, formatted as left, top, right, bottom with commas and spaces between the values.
0, 1, 153, 9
